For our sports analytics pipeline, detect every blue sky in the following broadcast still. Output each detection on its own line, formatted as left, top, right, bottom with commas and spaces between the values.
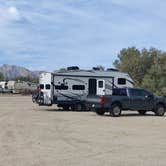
0, 0, 166, 71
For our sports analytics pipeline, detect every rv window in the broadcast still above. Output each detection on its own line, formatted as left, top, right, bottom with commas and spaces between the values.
46, 84, 51, 90
118, 78, 126, 85
40, 84, 44, 89
72, 85, 85, 90
55, 85, 68, 90
98, 81, 103, 88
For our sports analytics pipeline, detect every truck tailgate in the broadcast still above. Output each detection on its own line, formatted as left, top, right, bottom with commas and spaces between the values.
86, 96, 102, 110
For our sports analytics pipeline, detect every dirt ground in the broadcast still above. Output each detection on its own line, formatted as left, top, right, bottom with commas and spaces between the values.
0, 96, 166, 166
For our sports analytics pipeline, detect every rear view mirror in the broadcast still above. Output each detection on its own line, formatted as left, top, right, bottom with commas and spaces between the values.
145, 94, 153, 98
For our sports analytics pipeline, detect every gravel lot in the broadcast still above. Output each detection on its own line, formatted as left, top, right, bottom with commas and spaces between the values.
0, 95, 166, 166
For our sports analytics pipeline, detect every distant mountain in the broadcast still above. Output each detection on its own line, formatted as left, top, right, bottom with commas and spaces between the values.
0, 64, 43, 79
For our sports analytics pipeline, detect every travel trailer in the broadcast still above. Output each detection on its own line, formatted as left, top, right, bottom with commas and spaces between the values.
7, 81, 16, 93
0, 81, 7, 89
35, 67, 134, 111
7, 80, 37, 94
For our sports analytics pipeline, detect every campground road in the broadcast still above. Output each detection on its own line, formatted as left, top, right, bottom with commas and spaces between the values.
0, 96, 166, 166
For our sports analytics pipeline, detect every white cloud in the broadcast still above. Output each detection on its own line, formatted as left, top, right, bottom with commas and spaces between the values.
8, 7, 20, 20
0, 0, 166, 70
0, 6, 22, 22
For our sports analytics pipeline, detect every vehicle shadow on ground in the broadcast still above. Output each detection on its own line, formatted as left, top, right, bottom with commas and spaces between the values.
103, 113, 166, 117
35, 108, 166, 117
37, 108, 91, 112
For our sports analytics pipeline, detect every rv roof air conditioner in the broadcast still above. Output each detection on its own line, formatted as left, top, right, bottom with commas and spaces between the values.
92, 67, 101, 71
107, 68, 119, 72
67, 66, 80, 71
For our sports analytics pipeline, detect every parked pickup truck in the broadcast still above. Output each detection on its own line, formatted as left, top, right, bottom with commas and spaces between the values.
86, 88, 166, 117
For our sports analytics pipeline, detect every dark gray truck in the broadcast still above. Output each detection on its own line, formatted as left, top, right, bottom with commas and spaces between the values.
86, 88, 166, 117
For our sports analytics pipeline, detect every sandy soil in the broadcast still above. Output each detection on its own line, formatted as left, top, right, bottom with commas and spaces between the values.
0, 96, 166, 166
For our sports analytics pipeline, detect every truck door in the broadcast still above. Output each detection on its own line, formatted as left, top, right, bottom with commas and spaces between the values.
97, 80, 105, 96
141, 90, 154, 110
129, 89, 153, 110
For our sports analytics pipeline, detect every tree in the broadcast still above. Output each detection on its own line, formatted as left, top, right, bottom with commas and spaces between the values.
0, 72, 4, 81
114, 47, 143, 86
114, 47, 166, 96
13, 76, 39, 84
142, 53, 166, 96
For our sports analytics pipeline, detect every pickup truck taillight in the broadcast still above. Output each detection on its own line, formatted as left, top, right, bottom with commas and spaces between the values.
100, 96, 105, 105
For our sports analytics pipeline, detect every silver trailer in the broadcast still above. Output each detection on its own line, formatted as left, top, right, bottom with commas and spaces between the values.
37, 67, 134, 111
7, 81, 37, 94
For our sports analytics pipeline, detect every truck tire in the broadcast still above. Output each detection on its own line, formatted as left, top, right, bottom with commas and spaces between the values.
96, 109, 105, 116
155, 104, 165, 116
138, 110, 146, 115
110, 104, 121, 117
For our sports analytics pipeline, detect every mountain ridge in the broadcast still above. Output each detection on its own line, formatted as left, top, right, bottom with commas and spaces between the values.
0, 64, 43, 79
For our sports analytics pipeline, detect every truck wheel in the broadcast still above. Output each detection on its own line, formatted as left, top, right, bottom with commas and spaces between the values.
155, 104, 165, 116
96, 109, 105, 116
138, 110, 146, 115
110, 104, 121, 117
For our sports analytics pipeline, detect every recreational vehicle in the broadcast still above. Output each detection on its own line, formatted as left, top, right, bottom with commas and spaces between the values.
36, 67, 134, 111
7, 81, 37, 94
0, 81, 7, 89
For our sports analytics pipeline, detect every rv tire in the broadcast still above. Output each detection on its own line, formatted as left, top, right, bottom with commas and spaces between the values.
75, 104, 83, 111
96, 109, 105, 116
62, 106, 70, 111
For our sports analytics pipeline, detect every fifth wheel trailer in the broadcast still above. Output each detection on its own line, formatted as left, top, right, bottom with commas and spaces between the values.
36, 67, 134, 111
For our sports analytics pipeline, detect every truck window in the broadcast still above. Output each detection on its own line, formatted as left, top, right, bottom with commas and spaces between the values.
130, 89, 146, 97
46, 84, 51, 90
40, 84, 44, 89
112, 89, 127, 96
142, 90, 151, 97
118, 78, 126, 85
72, 85, 85, 90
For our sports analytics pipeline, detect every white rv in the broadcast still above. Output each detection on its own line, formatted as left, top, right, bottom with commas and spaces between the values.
7, 81, 37, 94
36, 67, 134, 111
0, 81, 7, 89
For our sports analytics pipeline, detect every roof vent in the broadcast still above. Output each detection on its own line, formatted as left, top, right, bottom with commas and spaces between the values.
92, 67, 101, 71
67, 66, 79, 71
107, 68, 119, 72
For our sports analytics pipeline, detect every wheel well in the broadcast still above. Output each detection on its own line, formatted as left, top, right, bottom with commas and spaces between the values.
157, 102, 165, 108
111, 101, 122, 108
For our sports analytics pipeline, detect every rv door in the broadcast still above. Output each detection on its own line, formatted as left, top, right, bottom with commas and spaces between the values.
97, 80, 105, 95
39, 73, 52, 105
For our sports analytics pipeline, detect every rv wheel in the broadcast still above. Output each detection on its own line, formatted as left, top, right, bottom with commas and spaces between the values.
75, 104, 83, 111
96, 109, 105, 116
62, 106, 70, 111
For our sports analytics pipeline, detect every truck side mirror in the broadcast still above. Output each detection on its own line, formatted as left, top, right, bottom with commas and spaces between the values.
145, 94, 153, 98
